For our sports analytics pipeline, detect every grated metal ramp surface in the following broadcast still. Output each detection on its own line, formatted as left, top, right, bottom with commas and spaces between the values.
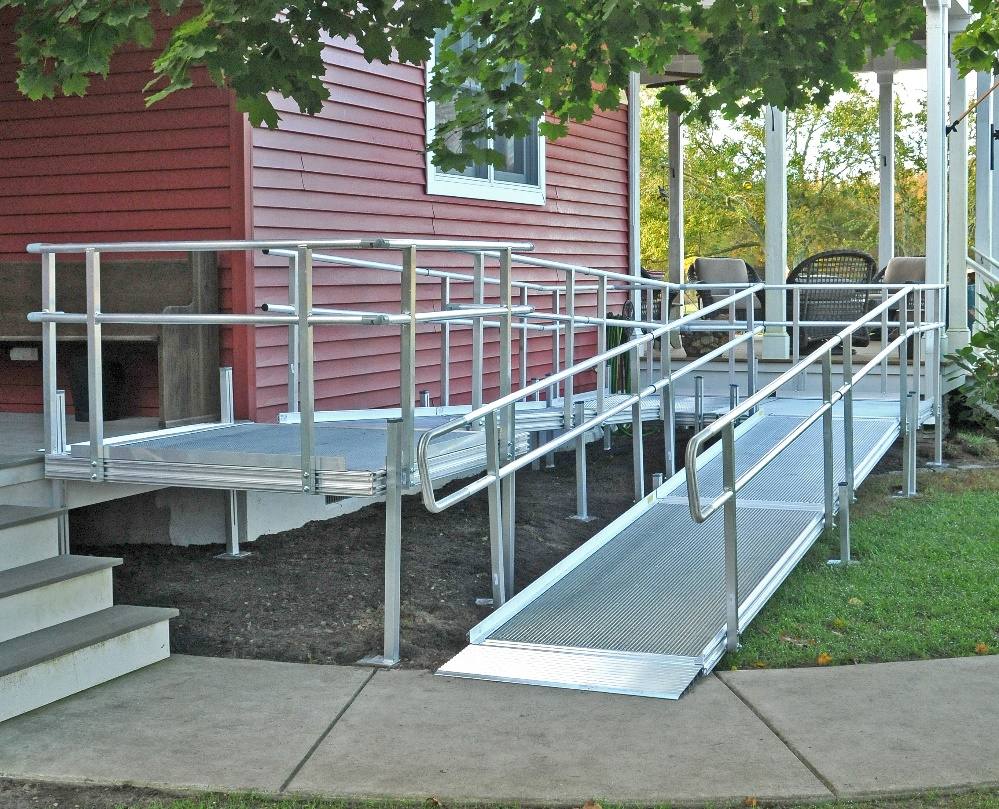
439, 402, 902, 699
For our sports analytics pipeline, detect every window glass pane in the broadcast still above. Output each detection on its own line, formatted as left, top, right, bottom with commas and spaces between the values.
493, 128, 538, 185
433, 30, 488, 179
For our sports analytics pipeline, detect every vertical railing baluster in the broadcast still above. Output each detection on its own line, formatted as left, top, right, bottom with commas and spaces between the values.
722, 422, 739, 652
296, 245, 316, 493
440, 276, 451, 406
471, 253, 485, 412
85, 249, 105, 482
821, 350, 835, 534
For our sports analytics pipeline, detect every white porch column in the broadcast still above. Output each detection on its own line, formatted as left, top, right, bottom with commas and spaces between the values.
947, 30, 970, 350
974, 72, 994, 269
628, 72, 641, 279
924, 0, 949, 292
667, 111, 684, 286
763, 105, 790, 358
878, 72, 896, 270
993, 75, 999, 263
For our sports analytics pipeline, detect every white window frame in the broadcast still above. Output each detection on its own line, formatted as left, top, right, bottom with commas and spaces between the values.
425, 41, 546, 206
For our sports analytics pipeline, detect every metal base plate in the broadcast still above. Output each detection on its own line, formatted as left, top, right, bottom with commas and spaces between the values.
438, 641, 703, 700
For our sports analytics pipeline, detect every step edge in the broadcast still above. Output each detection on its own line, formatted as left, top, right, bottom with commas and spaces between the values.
0, 604, 178, 678
0, 555, 123, 599
0, 505, 66, 532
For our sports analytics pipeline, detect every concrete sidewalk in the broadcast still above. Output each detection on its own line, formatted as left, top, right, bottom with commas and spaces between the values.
1, 654, 998, 805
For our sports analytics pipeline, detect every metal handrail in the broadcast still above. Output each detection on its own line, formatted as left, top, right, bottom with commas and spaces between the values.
416, 284, 765, 513
26, 238, 535, 254
684, 284, 944, 524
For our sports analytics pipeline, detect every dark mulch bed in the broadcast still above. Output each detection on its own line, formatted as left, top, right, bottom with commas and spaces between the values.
74, 429, 684, 671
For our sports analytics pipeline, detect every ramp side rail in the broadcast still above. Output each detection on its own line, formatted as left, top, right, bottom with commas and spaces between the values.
684, 283, 946, 653
416, 284, 765, 604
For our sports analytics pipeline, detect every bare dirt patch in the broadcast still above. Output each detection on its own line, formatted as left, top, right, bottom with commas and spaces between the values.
74, 429, 681, 670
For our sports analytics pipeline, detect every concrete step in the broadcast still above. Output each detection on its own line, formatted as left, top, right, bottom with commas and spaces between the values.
0, 604, 178, 723
0, 505, 62, 572
0, 555, 120, 643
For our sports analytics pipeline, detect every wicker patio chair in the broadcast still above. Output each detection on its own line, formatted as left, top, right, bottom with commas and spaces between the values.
787, 249, 877, 350
681, 257, 764, 357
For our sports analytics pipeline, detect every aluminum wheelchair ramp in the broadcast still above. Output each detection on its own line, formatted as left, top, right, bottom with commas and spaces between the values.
438, 402, 900, 699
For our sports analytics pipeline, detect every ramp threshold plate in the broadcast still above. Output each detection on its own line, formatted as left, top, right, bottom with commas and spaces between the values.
440, 405, 901, 699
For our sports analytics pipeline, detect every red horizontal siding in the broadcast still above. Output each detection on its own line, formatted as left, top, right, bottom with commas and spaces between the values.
0, 14, 242, 418
251, 40, 629, 420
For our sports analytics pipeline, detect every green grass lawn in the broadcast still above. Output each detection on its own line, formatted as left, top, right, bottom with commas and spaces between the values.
725, 468, 999, 670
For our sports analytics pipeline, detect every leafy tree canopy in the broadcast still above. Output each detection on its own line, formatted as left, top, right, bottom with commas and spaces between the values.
640, 89, 929, 271
1, 0, 995, 172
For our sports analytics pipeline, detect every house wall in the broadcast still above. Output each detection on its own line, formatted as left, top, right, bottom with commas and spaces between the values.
0, 13, 252, 418
249, 39, 630, 421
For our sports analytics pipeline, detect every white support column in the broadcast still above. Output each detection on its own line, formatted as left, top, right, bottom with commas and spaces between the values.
628, 72, 641, 280
878, 72, 896, 270
976, 72, 994, 286
667, 111, 684, 286
978, 74, 995, 259
993, 74, 999, 263
924, 0, 949, 292
947, 31, 970, 350
763, 105, 790, 358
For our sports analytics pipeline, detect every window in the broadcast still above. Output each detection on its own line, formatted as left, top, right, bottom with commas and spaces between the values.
425, 30, 545, 205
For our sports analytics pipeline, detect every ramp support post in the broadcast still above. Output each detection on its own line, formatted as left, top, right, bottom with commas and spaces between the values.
631, 331, 644, 502
828, 481, 854, 567
485, 412, 508, 606
907, 392, 919, 496
662, 382, 676, 476
722, 423, 740, 652
218, 490, 250, 560
359, 419, 404, 667
571, 401, 594, 522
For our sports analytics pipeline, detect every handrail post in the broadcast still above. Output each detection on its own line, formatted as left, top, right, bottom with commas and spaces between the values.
597, 275, 611, 450
694, 374, 704, 432
471, 253, 485, 412
792, 288, 802, 392
287, 253, 300, 412
562, 266, 576, 431
662, 381, 676, 476
296, 245, 316, 493
484, 412, 507, 606
821, 350, 835, 534
440, 276, 451, 406
722, 422, 739, 652
898, 298, 909, 426
85, 248, 105, 482
912, 287, 922, 406
571, 400, 593, 522
728, 286, 737, 387
843, 332, 855, 501
880, 287, 889, 395
630, 321, 644, 502
399, 246, 418, 480
828, 480, 852, 566
746, 300, 758, 408
41, 251, 59, 456
519, 285, 529, 390
550, 288, 561, 391
932, 295, 945, 467
499, 248, 514, 456
907, 391, 919, 496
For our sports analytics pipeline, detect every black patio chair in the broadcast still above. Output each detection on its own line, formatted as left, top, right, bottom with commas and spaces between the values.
787, 249, 877, 351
